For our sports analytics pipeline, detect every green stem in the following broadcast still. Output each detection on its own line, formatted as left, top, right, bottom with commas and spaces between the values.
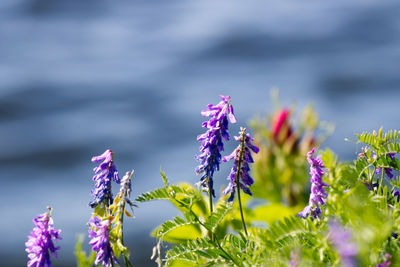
118, 172, 134, 267
236, 181, 248, 237
175, 196, 240, 266
236, 129, 248, 237
215, 239, 242, 267
208, 182, 214, 241
370, 165, 377, 190
379, 167, 385, 194
208, 183, 214, 214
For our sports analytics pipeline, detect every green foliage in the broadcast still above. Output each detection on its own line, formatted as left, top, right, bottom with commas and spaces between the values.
57, 92, 400, 267
115, 85, 400, 267
79, 170, 135, 267
249, 95, 333, 208
153, 216, 203, 243
164, 238, 226, 266
136, 171, 208, 218
74, 235, 96, 267
203, 202, 232, 233
142, 127, 400, 266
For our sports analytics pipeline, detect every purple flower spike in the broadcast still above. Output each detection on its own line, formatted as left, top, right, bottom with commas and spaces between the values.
196, 95, 236, 197
90, 149, 120, 208
88, 216, 118, 267
329, 222, 358, 267
25, 209, 62, 267
298, 148, 328, 219
222, 127, 259, 201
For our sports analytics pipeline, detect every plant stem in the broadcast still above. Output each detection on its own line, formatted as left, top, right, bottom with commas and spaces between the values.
118, 172, 134, 267
215, 239, 242, 267
236, 180, 248, 237
208, 181, 214, 214
370, 165, 377, 190
236, 129, 248, 237
175, 190, 240, 266
208, 181, 214, 241
379, 167, 385, 194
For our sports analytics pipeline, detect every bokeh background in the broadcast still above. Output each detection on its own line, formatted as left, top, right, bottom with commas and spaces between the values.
1, 0, 400, 266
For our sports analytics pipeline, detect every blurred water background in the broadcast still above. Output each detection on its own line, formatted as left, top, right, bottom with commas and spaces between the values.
1, 0, 400, 266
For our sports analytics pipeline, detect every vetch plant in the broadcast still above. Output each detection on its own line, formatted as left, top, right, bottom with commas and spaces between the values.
25, 207, 62, 267
90, 149, 120, 208
24, 94, 400, 266
196, 95, 236, 216
223, 127, 259, 236
79, 150, 134, 267
298, 147, 328, 219
88, 216, 118, 267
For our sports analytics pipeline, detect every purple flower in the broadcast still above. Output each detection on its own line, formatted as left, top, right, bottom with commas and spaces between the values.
364, 182, 379, 191
298, 148, 328, 219
196, 95, 236, 197
222, 127, 259, 201
120, 171, 132, 198
375, 153, 396, 180
90, 149, 120, 208
376, 253, 392, 267
329, 222, 358, 267
25, 209, 62, 267
117, 171, 136, 209
88, 216, 118, 267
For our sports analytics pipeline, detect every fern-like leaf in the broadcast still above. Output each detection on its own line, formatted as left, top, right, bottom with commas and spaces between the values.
258, 216, 316, 249
165, 238, 227, 265
153, 216, 202, 244
203, 202, 232, 232
136, 184, 199, 203
136, 187, 171, 202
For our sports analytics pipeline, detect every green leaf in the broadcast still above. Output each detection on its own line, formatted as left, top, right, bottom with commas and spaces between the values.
152, 216, 203, 244
250, 203, 301, 224
321, 148, 337, 170
166, 259, 198, 267
203, 202, 232, 232
136, 183, 200, 203
161, 168, 170, 187
74, 234, 96, 267
165, 238, 225, 265
258, 216, 316, 249
135, 187, 171, 202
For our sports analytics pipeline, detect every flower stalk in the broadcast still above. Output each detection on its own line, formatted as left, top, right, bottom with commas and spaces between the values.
196, 95, 236, 239
298, 147, 328, 219
26, 207, 62, 267
223, 127, 259, 236
236, 129, 248, 236
112, 171, 134, 267
90, 149, 120, 209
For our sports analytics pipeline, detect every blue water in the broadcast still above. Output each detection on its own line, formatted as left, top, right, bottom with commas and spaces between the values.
1, 0, 400, 265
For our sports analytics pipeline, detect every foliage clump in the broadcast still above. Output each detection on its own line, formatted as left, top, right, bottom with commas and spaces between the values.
26, 94, 400, 267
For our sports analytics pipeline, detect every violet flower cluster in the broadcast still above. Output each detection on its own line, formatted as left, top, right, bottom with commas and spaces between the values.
222, 127, 259, 201
329, 222, 358, 267
298, 147, 328, 219
196, 95, 236, 197
90, 149, 120, 208
25, 210, 62, 267
88, 216, 118, 267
